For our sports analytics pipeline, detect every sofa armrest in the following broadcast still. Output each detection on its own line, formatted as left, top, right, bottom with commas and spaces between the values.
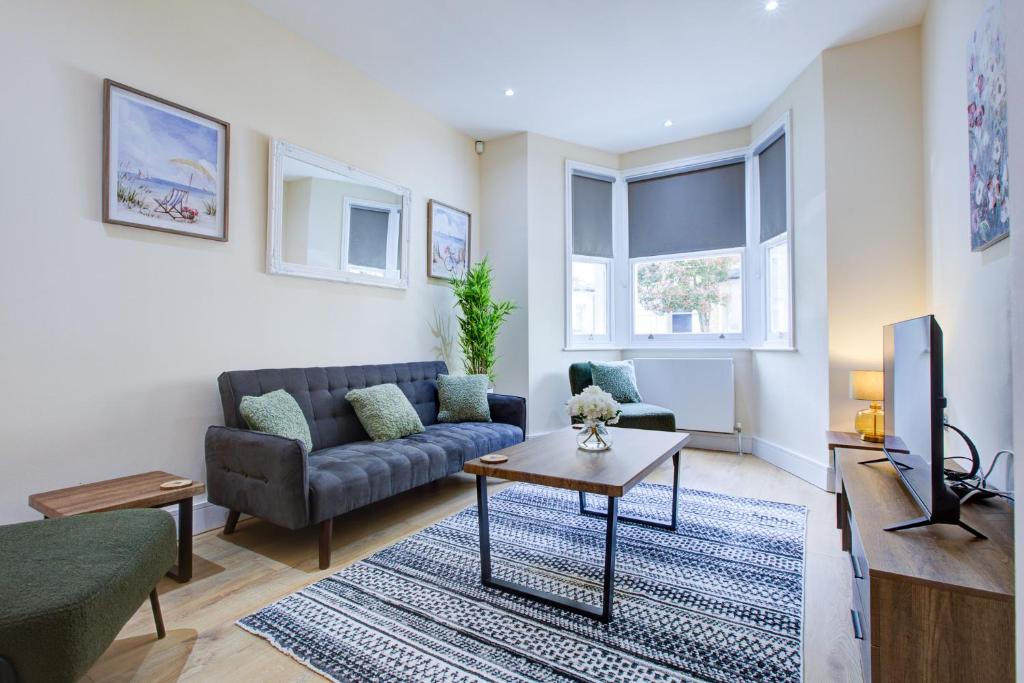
204, 426, 310, 530
488, 393, 526, 435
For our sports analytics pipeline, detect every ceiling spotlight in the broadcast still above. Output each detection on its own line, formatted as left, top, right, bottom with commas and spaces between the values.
765, 0, 779, 11
504, 88, 515, 97
664, 120, 673, 127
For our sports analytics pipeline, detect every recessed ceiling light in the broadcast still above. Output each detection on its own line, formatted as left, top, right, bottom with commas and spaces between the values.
504, 88, 515, 97
765, 0, 779, 11
664, 120, 673, 127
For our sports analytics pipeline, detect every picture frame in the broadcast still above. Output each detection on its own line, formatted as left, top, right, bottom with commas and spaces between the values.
427, 199, 471, 280
102, 79, 230, 241
966, 0, 1009, 251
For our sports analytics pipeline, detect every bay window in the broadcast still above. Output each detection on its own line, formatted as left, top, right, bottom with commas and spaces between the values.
563, 111, 792, 349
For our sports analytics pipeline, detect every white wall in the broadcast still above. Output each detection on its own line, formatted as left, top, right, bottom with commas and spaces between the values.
750, 57, 832, 485
922, 0, 1014, 490
0, 0, 480, 524
479, 134, 530, 402
822, 28, 927, 432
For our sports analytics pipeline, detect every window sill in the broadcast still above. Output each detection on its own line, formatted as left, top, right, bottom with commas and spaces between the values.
750, 344, 797, 352
563, 344, 775, 352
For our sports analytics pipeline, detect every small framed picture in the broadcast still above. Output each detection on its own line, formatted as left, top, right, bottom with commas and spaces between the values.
427, 199, 471, 280
103, 79, 230, 241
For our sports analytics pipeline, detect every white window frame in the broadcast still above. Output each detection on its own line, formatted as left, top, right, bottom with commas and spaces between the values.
629, 246, 747, 345
341, 197, 401, 280
565, 160, 620, 348
749, 112, 795, 349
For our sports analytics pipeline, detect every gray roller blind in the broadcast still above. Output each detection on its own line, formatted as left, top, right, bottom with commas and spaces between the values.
758, 134, 787, 242
571, 174, 614, 258
349, 207, 390, 269
627, 161, 746, 258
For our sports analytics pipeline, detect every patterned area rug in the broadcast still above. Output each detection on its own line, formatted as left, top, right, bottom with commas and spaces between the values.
239, 483, 806, 682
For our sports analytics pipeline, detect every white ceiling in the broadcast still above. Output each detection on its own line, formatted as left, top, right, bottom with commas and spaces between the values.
247, 0, 927, 153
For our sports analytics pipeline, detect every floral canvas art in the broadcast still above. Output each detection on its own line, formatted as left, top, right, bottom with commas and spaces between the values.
966, 0, 1009, 251
103, 80, 229, 241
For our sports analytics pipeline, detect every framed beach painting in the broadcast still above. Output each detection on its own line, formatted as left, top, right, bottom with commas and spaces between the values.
103, 80, 229, 241
966, 0, 1009, 251
427, 199, 471, 280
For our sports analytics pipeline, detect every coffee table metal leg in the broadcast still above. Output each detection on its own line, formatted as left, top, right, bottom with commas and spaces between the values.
167, 498, 193, 582
476, 475, 491, 583
579, 450, 681, 532
601, 496, 619, 622
477, 476, 620, 623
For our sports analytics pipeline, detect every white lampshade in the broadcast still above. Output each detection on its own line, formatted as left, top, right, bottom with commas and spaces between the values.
849, 370, 883, 402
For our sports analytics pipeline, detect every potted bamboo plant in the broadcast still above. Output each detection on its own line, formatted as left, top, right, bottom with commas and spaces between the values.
449, 257, 516, 384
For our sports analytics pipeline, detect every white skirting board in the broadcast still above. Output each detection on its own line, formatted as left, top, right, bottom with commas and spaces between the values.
751, 437, 832, 490
161, 496, 235, 538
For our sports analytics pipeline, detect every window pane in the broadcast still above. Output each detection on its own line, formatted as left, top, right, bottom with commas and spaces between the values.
633, 254, 742, 335
571, 259, 609, 337
767, 241, 790, 339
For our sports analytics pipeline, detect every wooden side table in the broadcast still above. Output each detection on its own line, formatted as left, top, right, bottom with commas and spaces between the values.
28, 471, 205, 582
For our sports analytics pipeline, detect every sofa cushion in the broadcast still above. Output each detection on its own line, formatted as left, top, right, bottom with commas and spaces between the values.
615, 402, 677, 432
437, 374, 491, 423
239, 389, 313, 452
345, 383, 425, 442
590, 360, 643, 403
307, 422, 523, 522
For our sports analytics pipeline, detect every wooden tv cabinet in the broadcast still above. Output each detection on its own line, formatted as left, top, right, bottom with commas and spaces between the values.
835, 449, 1015, 682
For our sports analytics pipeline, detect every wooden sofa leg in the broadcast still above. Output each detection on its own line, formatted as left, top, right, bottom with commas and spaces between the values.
318, 518, 333, 570
149, 589, 166, 639
223, 510, 240, 535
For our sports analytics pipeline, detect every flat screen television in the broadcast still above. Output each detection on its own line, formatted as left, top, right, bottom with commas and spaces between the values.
880, 315, 985, 538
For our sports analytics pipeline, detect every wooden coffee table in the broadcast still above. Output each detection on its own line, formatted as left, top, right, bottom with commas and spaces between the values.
464, 427, 689, 623
28, 471, 205, 582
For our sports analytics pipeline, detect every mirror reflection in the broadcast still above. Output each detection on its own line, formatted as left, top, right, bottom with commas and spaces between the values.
268, 140, 410, 289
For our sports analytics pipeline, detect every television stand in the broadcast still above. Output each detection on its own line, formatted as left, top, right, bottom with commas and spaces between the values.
834, 448, 1014, 682
883, 514, 987, 539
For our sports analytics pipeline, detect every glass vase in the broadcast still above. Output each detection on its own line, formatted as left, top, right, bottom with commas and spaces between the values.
576, 419, 614, 451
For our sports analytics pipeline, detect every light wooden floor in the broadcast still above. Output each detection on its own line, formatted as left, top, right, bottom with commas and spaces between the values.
85, 449, 861, 682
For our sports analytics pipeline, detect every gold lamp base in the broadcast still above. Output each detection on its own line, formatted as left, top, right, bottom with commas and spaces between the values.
855, 402, 885, 443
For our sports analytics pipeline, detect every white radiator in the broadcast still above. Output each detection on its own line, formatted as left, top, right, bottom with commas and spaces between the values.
630, 358, 735, 433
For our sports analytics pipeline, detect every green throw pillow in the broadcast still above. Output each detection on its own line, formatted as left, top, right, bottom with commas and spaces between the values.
437, 374, 491, 423
346, 383, 425, 442
590, 360, 643, 403
239, 389, 313, 452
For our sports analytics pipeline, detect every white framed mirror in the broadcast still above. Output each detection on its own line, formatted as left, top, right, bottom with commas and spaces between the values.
267, 139, 411, 289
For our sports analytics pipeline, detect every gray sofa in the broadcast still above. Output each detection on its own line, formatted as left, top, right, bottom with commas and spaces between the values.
205, 361, 525, 569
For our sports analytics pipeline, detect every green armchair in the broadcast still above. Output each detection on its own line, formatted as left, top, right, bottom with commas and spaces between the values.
0, 509, 176, 683
569, 362, 676, 432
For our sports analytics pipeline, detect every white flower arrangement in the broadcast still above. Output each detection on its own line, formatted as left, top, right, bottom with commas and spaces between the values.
567, 385, 621, 424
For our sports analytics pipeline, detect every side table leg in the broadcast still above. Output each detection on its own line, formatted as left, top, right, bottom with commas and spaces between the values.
168, 498, 193, 582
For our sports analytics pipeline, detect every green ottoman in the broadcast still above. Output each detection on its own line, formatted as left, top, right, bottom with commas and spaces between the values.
0, 509, 176, 683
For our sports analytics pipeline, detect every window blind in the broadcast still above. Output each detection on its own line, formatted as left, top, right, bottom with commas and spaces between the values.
571, 174, 614, 258
758, 134, 787, 242
349, 207, 390, 269
627, 161, 746, 258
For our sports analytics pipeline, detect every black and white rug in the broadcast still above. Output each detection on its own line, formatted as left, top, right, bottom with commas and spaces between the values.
239, 483, 806, 682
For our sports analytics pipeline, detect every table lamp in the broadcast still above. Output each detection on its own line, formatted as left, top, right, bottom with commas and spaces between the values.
850, 370, 884, 442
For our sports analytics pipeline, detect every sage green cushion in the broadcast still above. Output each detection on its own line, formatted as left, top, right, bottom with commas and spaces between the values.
346, 383, 425, 442
590, 360, 643, 403
240, 389, 313, 452
437, 374, 491, 423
